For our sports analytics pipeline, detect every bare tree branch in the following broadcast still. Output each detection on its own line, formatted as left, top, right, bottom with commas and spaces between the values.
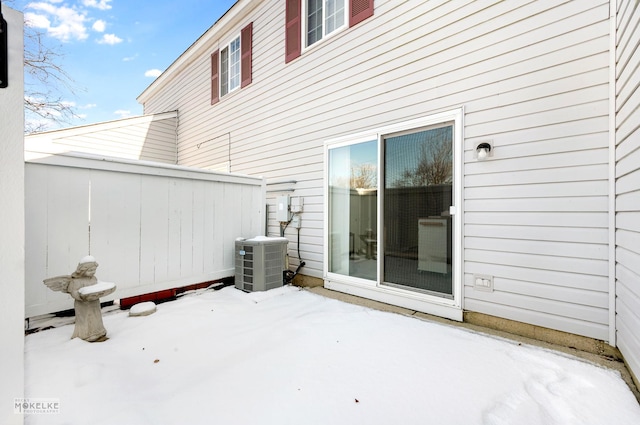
20, 11, 83, 133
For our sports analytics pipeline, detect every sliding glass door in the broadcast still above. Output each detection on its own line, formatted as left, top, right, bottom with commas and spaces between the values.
328, 140, 378, 281
326, 112, 460, 305
382, 125, 453, 298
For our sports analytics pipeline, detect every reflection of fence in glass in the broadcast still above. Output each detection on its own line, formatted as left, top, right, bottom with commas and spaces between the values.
384, 185, 452, 253
328, 185, 378, 280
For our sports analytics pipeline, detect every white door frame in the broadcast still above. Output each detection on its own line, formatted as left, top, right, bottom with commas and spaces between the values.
324, 108, 464, 321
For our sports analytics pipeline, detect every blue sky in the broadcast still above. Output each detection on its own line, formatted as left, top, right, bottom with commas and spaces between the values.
9, 0, 236, 131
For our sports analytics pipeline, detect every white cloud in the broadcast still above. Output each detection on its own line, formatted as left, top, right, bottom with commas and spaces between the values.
122, 54, 139, 62
82, 0, 112, 10
79, 103, 97, 109
60, 100, 76, 108
24, 12, 51, 29
114, 110, 131, 118
144, 69, 163, 78
92, 19, 106, 32
97, 33, 123, 45
25, 2, 89, 42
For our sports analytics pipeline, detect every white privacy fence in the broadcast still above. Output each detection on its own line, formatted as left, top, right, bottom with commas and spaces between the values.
25, 152, 265, 317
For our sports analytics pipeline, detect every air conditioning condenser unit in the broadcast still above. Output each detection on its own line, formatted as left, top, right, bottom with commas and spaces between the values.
235, 237, 288, 292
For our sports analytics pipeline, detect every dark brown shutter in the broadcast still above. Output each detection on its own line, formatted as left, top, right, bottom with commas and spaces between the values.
241, 22, 253, 88
349, 0, 374, 27
211, 50, 220, 105
285, 0, 301, 63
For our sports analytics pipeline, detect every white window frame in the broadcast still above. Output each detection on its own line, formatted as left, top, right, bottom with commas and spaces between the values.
220, 34, 241, 97
323, 109, 464, 321
303, 0, 348, 50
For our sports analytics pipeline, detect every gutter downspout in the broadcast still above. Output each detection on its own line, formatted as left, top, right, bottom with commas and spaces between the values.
607, 0, 617, 347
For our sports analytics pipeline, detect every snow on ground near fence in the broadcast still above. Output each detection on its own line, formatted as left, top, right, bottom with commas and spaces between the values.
25, 286, 640, 425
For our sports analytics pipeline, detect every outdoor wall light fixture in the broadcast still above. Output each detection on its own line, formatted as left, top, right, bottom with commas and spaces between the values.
0, 0, 8, 88
475, 141, 493, 160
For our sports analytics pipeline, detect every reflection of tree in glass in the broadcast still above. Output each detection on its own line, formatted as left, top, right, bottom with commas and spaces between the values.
395, 137, 452, 187
330, 163, 377, 189
351, 164, 377, 189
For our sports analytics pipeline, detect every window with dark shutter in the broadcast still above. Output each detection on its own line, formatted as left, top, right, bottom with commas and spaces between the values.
211, 50, 219, 105
349, 0, 373, 27
286, 0, 373, 63
241, 22, 253, 88
285, 0, 301, 63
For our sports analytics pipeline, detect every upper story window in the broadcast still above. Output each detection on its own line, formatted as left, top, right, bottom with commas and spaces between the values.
221, 36, 241, 96
306, 0, 346, 47
211, 22, 253, 105
286, 0, 374, 63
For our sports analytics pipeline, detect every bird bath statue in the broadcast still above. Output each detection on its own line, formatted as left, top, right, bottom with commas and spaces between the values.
44, 256, 116, 342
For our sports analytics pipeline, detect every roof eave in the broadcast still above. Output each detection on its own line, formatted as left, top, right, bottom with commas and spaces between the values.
137, 0, 257, 106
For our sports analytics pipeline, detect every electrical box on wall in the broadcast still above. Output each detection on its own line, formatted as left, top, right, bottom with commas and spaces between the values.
276, 195, 290, 222
290, 197, 303, 213
473, 274, 494, 292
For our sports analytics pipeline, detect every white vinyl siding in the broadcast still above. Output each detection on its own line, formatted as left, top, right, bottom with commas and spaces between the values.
140, 0, 612, 339
615, 0, 640, 382
25, 112, 178, 164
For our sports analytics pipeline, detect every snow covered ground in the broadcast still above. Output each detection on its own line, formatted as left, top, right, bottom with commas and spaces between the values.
24, 286, 640, 425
